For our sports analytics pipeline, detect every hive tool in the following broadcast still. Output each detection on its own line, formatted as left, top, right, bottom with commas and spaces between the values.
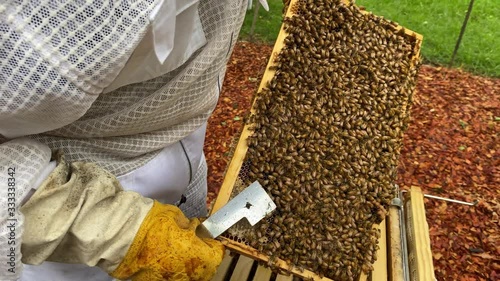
197, 181, 276, 239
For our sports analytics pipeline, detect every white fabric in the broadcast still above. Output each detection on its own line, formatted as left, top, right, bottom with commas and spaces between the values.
175, 153, 209, 219
104, 0, 207, 92
0, 0, 162, 138
0, 0, 248, 280
21, 0, 246, 177
117, 123, 207, 205
19, 122, 207, 216
0, 0, 208, 137
149, 0, 176, 64
29, 162, 56, 193
20, 161, 56, 206
0, 139, 52, 280
21, 263, 110, 281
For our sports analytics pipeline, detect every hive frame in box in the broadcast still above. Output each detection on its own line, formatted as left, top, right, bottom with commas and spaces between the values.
210, 187, 435, 281
211, 0, 423, 280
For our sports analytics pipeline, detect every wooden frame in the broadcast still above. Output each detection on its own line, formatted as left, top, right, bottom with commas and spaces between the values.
404, 187, 436, 281
212, 188, 435, 281
211, 0, 424, 280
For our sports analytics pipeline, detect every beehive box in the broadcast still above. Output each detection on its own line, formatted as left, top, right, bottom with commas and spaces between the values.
211, 187, 435, 281
212, 0, 423, 280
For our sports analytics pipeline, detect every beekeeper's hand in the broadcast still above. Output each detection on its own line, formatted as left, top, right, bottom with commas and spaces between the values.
19, 148, 223, 281
111, 202, 224, 281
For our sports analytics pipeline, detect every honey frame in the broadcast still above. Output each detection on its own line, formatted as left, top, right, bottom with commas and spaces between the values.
211, 0, 423, 280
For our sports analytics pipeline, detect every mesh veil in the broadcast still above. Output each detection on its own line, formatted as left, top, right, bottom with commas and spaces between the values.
0, 0, 161, 136
1, 0, 248, 176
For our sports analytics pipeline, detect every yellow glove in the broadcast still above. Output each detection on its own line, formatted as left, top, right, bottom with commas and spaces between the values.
111, 201, 225, 281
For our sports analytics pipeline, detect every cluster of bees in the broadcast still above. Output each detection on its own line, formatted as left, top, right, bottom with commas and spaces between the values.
232, 0, 420, 280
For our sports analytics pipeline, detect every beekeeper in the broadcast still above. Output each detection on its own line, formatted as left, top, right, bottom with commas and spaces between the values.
0, 0, 261, 280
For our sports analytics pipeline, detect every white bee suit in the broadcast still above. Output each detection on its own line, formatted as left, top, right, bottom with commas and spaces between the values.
0, 0, 247, 280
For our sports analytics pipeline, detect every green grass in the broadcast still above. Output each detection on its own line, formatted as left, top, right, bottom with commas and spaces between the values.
239, 0, 284, 43
240, 0, 500, 77
356, 0, 499, 77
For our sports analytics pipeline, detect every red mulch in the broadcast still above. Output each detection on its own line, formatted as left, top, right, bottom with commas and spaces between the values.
205, 42, 273, 201
205, 41, 499, 280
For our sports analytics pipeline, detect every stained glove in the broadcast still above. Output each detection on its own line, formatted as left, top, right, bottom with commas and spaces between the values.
19, 150, 223, 281
111, 202, 225, 281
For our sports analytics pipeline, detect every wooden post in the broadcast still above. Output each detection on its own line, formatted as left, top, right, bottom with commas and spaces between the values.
372, 219, 388, 281
450, 0, 475, 67
404, 186, 435, 281
387, 204, 405, 281
249, 1, 261, 42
